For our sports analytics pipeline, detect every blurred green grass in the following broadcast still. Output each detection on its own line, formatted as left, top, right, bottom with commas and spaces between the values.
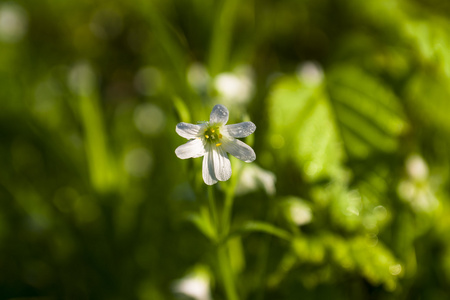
1, 0, 450, 299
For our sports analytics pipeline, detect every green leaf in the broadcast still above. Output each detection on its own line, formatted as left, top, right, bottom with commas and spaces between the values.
186, 206, 217, 242
404, 71, 450, 134
327, 65, 407, 159
231, 221, 292, 241
347, 0, 450, 77
292, 236, 325, 264
268, 76, 344, 181
325, 234, 401, 291
268, 64, 408, 183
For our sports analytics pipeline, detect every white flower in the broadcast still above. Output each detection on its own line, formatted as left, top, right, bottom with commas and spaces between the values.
214, 65, 255, 107
235, 164, 276, 196
172, 266, 212, 300
281, 197, 313, 226
405, 154, 428, 181
296, 61, 324, 86
0, 2, 28, 43
175, 104, 256, 185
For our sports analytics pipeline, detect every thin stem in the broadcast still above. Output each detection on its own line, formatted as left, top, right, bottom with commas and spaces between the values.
222, 162, 241, 236
208, 0, 240, 76
218, 243, 239, 300
255, 195, 276, 300
207, 185, 239, 300
208, 186, 219, 230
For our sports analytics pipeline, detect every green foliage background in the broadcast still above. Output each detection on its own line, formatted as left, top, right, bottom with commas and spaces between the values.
1, 0, 450, 299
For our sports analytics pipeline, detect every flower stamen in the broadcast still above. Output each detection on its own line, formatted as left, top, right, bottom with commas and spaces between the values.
204, 125, 222, 144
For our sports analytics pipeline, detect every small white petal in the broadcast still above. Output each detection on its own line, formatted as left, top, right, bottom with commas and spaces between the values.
209, 104, 229, 125
224, 122, 256, 138
222, 138, 256, 163
202, 146, 218, 185
212, 147, 232, 181
176, 122, 204, 139
175, 139, 206, 159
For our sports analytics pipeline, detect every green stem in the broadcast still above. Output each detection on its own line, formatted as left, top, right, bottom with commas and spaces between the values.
77, 66, 115, 194
255, 195, 276, 300
218, 243, 239, 300
208, 186, 219, 230
208, 0, 240, 76
207, 185, 239, 300
222, 162, 240, 236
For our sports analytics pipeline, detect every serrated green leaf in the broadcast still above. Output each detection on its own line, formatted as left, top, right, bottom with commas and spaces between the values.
268, 65, 407, 180
327, 65, 407, 158
268, 76, 345, 181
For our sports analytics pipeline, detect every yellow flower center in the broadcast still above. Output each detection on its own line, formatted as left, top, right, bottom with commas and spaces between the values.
204, 125, 223, 146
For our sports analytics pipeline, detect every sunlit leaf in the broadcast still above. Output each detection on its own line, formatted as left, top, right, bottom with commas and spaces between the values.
404, 71, 450, 134
187, 207, 217, 242
231, 221, 292, 241
268, 76, 345, 181
327, 65, 407, 159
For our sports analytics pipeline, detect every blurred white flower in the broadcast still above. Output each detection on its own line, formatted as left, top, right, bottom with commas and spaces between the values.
68, 62, 96, 96
187, 62, 210, 92
397, 154, 438, 212
290, 202, 312, 226
0, 2, 27, 43
214, 65, 254, 107
235, 164, 276, 196
175, 104, 256, 185
173, 266, 212, 300
406, 154, 429, 181
296, 61, 324, 86
133, 103, 166, 135
282, 197, 313, 226
397, 179, 438, 212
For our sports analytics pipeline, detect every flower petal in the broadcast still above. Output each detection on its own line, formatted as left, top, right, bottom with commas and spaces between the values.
202, 146, 218, 185
175, 139, 206, 159
213, 146, 232, 181
224, 122, 256, 138
222, 138, 256, 163
176, 122, 204, 139
209, 104, 229, 125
